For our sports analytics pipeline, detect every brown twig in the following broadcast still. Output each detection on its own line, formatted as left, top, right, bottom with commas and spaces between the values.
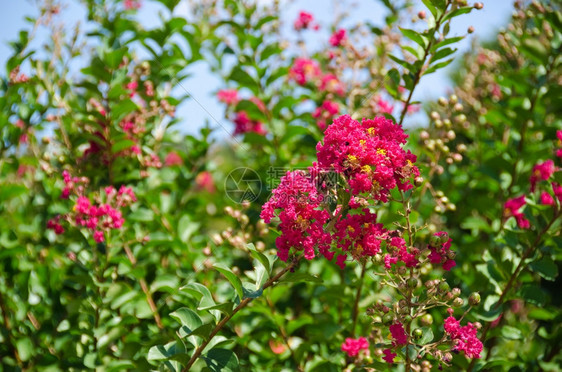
123, 244, 163, 329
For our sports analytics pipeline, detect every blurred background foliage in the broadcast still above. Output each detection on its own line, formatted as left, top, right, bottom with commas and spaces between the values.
0, 0, 561, 371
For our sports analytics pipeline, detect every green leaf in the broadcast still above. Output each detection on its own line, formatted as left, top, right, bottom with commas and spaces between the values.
247, 243, 271, 274
521, 38, 548, 64
229, 66, 259, 93
430, 47, 456, 64
111, 139, 135, 154
16, 337, 33, 362
147, 341, 187, 363
442, 6, 473, 23
280, 272, 323, 283
518, 285, 547, 306
424, 57, 454, 75
431, 36, 463, 53
0, 184, 28, 200
170, 307, 203, 335
178, 214, 200, 243
104, 48, 127, 70
418, 327, 434, 345
501, 325, 522, 340
399, 27, 428, 48
234, 99, 267, 122
389, 54, 415, 72
204, 348, 240, 372
214, 263, 244, 300
529, 257, 558, 281
422, 0, 438, 17
260, 43, 282, 61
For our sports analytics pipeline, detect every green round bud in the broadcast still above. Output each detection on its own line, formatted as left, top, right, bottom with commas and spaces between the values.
429, 235, 440, 246
403, 315, 413, 324
453, 297, 464, 307
373, 316, 382, 324
420, 314, 433, 326
407, 278, 419, 289
469, 292, 481, 306
413, 328, 423, 340
438, 232, 449, 244
383, 313, 394, 325
439, 281, 450, 293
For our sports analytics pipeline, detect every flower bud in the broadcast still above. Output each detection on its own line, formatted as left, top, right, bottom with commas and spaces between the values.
414, 176, 424, 187
474, 2, 483, 10
430, 111, 440, 120
449, 94, 458, 104
372, 315, 382, 324
451, 288, 461, 297
468, 26, 475, 34
438, 97, 448, 106
418, 10, 426, 19
469, 292, 481, 306
383, 313, 394, 325
420, 314, 433, 326
403, 315, 412, 324
429, 235, 441, 246
413, 328, 423, 340
453, 297, 464, 307
439, 281, 450, 292
408, 278, 419, 288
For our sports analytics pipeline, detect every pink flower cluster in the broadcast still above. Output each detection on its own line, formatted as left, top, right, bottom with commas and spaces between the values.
383, 348, 397, 363
444, 316, 483, 359
389, 322, 408, 345
506, 133, 562, 228
217, 89, 240, 106
373, 96, 394, 115
124, 0, 141, 10
233, 111, 267, 136
47, 172, 136, 243
61, 170, 88, 199
334, 209, 386, 265
262, 115, 423, 266
329, 29, 346, 47
217, 89, 267, 135
288, 59, 345, 95
260, 169, 332, 262
504, 196, 530, 229
341, 337, 369, 357
312, 100, 339, 130
530, 160, 555, 192
316, 115, 419, 202
289, 58, 322, 86
294, 11, 319, 31
428, 232, 456, 271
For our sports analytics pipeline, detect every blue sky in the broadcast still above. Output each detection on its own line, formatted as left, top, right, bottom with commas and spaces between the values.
0, 0, 513, 137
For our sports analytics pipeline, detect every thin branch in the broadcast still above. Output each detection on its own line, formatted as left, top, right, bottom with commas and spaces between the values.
182, 255, 302, 371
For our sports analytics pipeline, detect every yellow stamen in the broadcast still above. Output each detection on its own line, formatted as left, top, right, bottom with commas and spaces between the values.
377, 148, 387, 155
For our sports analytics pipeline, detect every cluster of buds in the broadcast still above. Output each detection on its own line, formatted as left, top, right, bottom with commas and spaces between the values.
216, 205, 268, 252
364, 272, 482, 368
